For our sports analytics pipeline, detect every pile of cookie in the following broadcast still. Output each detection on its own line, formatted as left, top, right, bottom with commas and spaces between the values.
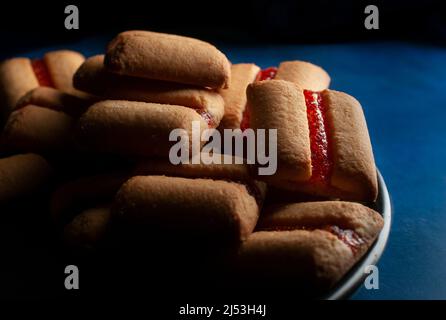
0, 30, 384, 294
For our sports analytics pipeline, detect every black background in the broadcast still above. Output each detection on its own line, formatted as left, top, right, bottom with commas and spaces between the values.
0, 0, 444, 58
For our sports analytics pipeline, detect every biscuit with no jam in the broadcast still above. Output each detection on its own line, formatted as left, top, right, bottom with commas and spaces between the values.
75, 100, 208, 158
1, 105, 75, 153
275, 60, 330, 91
105, 30, 231, 89
64, 206, 111, 250
51, 172, 130, 224
112, 175, 259, 242
219, 63, 260, 129
0, 153, 52, 203
247, 80, 312, 183
134, 154, 267, 206
323, 90, 378, 201
15, 86, 92, 117
135, 154, 251, 181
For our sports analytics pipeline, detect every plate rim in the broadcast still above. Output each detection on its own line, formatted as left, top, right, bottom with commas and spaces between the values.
323, 169, 392, 300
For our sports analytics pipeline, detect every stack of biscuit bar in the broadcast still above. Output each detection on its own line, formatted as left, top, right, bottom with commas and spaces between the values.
0, 30, 384, 295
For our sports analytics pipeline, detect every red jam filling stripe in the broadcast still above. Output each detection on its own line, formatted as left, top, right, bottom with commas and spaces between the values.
197, 110, 216, 128
240, 67, 278, 131
304, 90, 332, 185
256, 67, 278, 81
31, 59, 54, 87
240, 108, 251, 131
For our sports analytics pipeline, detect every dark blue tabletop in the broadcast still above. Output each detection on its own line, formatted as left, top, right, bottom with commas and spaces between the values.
13, 36, 446, 299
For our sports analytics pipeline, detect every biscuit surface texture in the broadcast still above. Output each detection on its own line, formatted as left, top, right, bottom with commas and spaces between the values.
275, 60, 330, 91
323, 90, 378, 201
112, 175, 259, 241
105, 30, 231, 89
219, 63, 260, 129
44, 50, 85, 94
1, 105, 75, 153
0, 58, 39, 122
74, 55, 225, 124
238, 201, 383, 291
0, 153, 52, 203
247, 80, 311, 182
76, 100, 207, 158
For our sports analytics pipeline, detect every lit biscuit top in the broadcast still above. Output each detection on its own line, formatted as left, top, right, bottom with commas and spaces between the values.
105, 30, 231, 89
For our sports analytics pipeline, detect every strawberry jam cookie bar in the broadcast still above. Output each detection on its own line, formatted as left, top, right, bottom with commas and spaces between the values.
0, 50, 85, 111
237, 201, 383, 291
104, 30, 231, 89
247, 80, 377, 201
220, 61, 330, 130
0, 85, 93, 154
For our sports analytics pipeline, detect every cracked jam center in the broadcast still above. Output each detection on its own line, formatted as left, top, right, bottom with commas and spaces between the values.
260, 224, 365, 254
321, 225, 365, 254
304, 90, 332, 184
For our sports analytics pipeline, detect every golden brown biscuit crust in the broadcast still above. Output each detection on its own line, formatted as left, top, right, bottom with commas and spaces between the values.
238, 201, 383, 290
0, 51, 86, 125
238, 230, 353, 290
135, 155, 252, 181
134, 154, 267, 206
247, 80, 311, 182
64, 206, 111, 250
51, 172, 130, 223
112, 175, 259, 241
75, 100, 208, 158
275, 60, 330, 91
74, 55, 224, 124
44, 50, 85, 95
323, 90, 378, 201
247, 82, 377, 201
0, 153, 52, 203
105, 30, 231, 89
219, 63, 260, 129
15, 87, 92, 117
0, 58, 39, 121
1, 105, 75, 153
257, 201, 384, 253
